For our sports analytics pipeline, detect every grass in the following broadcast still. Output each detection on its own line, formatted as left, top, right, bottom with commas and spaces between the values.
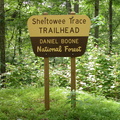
0, 87, 120, 120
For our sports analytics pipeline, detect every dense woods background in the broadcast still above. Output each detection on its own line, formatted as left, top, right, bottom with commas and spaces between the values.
0, 0, 120, 100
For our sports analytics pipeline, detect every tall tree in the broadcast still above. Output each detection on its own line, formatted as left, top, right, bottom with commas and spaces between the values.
109, 0, 112, 53
0, 0, 6, 74
18, 0, 23, 55
74, 0, 79, 13
94, 0, 99, 46
66, 0, 72, 14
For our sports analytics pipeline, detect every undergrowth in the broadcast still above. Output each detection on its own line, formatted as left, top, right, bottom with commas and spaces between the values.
0, 87, 120, 120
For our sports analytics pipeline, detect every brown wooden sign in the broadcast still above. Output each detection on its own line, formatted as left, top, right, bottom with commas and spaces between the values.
27, 15, 91, 57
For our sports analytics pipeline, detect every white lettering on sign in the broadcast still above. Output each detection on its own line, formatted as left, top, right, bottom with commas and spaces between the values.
37, 46, 62, 52
64, 46, 82, 52
61, 39, 79, 44
40, 39, 58, 44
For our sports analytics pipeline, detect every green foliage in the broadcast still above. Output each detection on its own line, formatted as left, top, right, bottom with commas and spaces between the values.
1, 0, 120, 101
41, 0, 67, 15
0, 87, 120, 120
76, 46, 120, 99
1, 47, 120, 100
50, 58, 70, 87
91, 15, 105, 28
1, 53, 44, 88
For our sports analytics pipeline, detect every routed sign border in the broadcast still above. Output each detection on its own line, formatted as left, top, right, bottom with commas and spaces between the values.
27, 14, 91, 57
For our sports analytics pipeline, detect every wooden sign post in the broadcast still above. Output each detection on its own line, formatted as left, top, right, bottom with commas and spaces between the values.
44, 57, 49, 110
71, 57, 76, 108
70, 11, 76, 108
27, 12, 91, 110
42, 12, 50, 110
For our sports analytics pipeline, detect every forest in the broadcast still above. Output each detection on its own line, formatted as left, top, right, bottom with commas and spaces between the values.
0, 0, 120, 120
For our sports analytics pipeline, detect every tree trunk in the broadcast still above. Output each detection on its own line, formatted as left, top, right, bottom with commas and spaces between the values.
109, 0, 112, 53
66, 0, 72, 14
74, 0, 79, 13
18, 0, 22, 55
94, 0, 99, 46
0, 0, 6, 74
